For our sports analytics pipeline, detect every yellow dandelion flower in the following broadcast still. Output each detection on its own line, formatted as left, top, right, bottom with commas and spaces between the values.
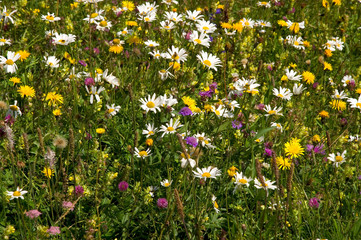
96, 128, 106, 134
302, 71, 315, 84
322, 0, 329, 7
53, 108, 62, 116
278, 20, 288, 27
227, 166, 238, 177
182, 96, 196, 107
146, 138, 153, 146
332, 0, 341, 6
356, 88, 361, 94
324, 62, 333, 71
276, 156, 291, 170
126, 21, 138, 26
46, 92, 63, 106
319, 110, 329, 118
232, 22, 243, 32
16, 50, 30, 61
284, 138, 304, 159
221, 22, 232, 29
122, 1, 135, 11
9, 77, 21, 85
312, 135, 321, 143
18, 85, 35, 98
109, 45, 124, 54
42, 167, 55, 179
324, 49, 333, 57
330, 99, 346, 111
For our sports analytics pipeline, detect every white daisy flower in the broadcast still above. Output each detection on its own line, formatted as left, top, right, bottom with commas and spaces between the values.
160, 179, 172, 187
160, 20, 176, 30
196, 20, 217, 34
197, 50, 222, 71
7, 100, 22, 118
189, 31, 210, 48
164, 11, 183, 23
144, 40, 159, 47
254, 178, 277, 190
327, 150, 346, 167
83, 10, 105, 23
0, 37, 11, 46
0, 51, 21, 73
285, 68, 302, 81
271, 122, 283, 132
264, 105, 283, 116
293, 83, 306, 95
234, 172, 253, 188
142, 123, 158, 138
332, 90, 347, 99
41, 12, 61, 22
164, 46, 188, 63
85, 85, 105, 104
193, 166, 221, 181
52, 33, 76, 45
139, 94, 161, 113
273, 87, 293, 101
2, 7, 17, 24
106, 104, 121, 116
6, 187, 28, 200
134, 147, 151, 159
159, 118, 183, 137
95, 20, 112, 31
347, 96, 361, 111
186, 10, 203, 21
44, 56, 60, 68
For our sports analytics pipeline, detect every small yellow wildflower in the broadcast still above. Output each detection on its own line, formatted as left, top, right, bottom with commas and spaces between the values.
18, 85, 35, 98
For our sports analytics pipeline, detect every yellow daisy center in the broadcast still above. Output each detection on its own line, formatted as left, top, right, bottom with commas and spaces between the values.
139, 151, 148, 157
164, 183, 170, 187
108, 108, 114, 113
167, 126, 174, 131
268, 110, 276, 114
239, 179, 248, 184
203, 60, 212, 67
58, 39, 66, 44
146, 101, 155, 108
10, 105, 18, 111
277, 94, 284, 98
356, 103, 361, 108
91, 13, 98, 18
335, 156, 343, 162
148, 131, 154, 135
6, 59, 14, 65
99, 21, 107, 27
194, 39, 202, 44
0, 39, 6, 42
203, 26, 209, 30
202, 172, 211, 178
13, 191, 21, 197
46, 15, 55, 21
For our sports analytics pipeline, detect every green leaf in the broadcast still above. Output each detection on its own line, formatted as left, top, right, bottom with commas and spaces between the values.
254, 127, 276, 139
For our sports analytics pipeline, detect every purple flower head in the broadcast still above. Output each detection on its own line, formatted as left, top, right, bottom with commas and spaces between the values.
85, 132, 92, 140
209, 82, 218, 91
306, 144, 314, 152
358, 175, 361, 180
62, 201, 75, 211
340, 118, 347, 126
84, 47, 90, 51
185, 31, 192, 40
84, 77, 95, 86
282, 16, 288, 21
199, 91, 213, 99
79, 60, 87, 67
313, 82, 319, 89
74, 185, 84, 196
93, 48, 100, 55
264, 147, 273, 157
288, 7, 295, 14
267, 65, 273, 71
313, 144, 325, 155
256, 104, 265, 111
185, 136, 198, 148
5, 114, 15, 125
232, 120, 243, 129
179, 107, 193, 116
47, 226, 61, 235
215, 8, 222, 14
157, 198, 168, 209
309, 197, 320, 209
25, 210, 42, 219
209, 36, 214, 42
118, 181, 129, 192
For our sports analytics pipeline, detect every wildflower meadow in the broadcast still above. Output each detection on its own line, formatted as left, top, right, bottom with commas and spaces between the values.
1, 0, 361, 239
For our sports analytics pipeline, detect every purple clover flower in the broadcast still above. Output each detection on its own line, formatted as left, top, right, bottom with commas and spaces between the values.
157, 198, 168, 209
185, 136, 198, 148
179, 107, 193, 116
309, 197, 320, 209
232, 120, 243, 129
